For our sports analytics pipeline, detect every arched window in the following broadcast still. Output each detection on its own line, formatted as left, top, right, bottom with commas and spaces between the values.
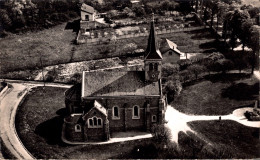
154, 63, 158, 71
149, 63, 154, 71
152, 115, 157, 122
98, 119, 102, 126
132, 105, 140, 119
89, 119, 93, 126
75, 124, 82, 132
93, 117, 97, 126
88, 117, 103, 128
112, 106, 120, 119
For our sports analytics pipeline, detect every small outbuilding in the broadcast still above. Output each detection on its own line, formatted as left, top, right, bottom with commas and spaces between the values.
160, 38, 183, 64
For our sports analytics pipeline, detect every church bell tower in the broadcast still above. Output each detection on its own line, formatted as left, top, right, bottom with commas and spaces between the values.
144, 14, 162, 82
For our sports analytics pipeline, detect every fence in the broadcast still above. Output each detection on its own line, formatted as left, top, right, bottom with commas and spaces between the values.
77, 26, 204, 44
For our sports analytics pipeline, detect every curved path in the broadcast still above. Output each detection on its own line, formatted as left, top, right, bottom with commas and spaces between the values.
0, 81, 71, 159
165, 106, 260, 143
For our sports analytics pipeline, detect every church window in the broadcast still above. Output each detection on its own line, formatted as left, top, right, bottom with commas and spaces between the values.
169, 51, 173, 55
75, 124, 82, 132
112, 106, 120, 119
89, 119, 93, 126
88, 116, 103, 128
154, 63, 158, 71
132, 105, 140, 119
149, 63, 154, 71
152, 115, 157, 122
93, 117, 97, 126
98, 119, 102, 126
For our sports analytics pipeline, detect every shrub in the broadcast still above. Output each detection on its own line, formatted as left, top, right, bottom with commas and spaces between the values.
209, 59, 234, 74
187, 64, 206, 79
179, 70, 192, 83
151, 124, 172, 144
177, 59, 192, 70
164, 79, 182, 103
162, 63, 180, 77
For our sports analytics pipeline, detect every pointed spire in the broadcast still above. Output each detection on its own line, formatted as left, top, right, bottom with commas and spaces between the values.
145, 13, 162, 60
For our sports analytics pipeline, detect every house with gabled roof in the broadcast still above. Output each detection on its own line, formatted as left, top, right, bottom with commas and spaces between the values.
160, 38, 183, 64
63, 17, 167, 142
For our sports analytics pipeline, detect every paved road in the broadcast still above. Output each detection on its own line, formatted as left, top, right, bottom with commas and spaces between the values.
0, 82, 71, 159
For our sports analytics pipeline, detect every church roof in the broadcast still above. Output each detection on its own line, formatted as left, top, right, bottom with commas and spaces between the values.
145, 17, 162, 60
81, 3, 95, 14
93, 100, 107, 116
82, 70, 161, 97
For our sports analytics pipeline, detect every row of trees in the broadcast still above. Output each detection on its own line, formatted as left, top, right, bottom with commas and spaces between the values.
190, 0, 259, 73
0, 0, 80, 35
163, 51, 254, 102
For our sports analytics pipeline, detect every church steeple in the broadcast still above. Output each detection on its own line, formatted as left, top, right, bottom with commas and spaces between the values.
144, 13, 162, 82
145, 13, 162, 60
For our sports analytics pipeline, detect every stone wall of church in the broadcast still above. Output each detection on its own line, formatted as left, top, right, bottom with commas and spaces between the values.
84, 96, 162, 132
64, 122, 84, 142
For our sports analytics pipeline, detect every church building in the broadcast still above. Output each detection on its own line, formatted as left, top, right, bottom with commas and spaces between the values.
63, 18, 167, 142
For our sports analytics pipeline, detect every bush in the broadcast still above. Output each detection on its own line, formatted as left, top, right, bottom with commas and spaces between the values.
162, 63, 180, 77
187, 64, 206, 79
209, 59, 234, 74
177, 59, 192, 70
151, 124, 172, 144
164, 79, 182, 103
179, 70, 192, 83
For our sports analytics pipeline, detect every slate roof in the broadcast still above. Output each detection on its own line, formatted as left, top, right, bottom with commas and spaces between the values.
145, 18, 162, 60
93, 100, 107, 116
82, 70, 161, 97
64, 114, 83, 123
81, 3, 95, 14
164, 39, 182, 55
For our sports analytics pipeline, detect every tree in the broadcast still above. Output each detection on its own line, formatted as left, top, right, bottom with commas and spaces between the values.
246, 27, 259, 74
164, 79, 182, 102
210, 59, 234, 74
187, 64, 206, 79
240, 20, 253, 52
162, 63, 180, 77
234, 56, 248, 73
132, 5, 146, 17
0, 9, 12, 31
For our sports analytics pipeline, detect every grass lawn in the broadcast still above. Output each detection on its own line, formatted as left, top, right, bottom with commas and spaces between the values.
1, 20, 217, 77
188, 120, 260, 158
172, 73, 259, 115
15, 86, 155, 159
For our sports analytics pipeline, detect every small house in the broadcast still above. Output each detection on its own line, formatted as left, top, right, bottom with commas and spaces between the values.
160, 38, 182, 64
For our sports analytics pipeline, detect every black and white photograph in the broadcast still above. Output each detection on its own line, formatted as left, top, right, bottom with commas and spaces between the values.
0, 0, 259, 159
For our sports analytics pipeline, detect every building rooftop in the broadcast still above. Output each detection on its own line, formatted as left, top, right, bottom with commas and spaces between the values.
81, 3, 95, 14
145, 17, 163, 60
164, 39, 182, 55
82, 71, 161, 97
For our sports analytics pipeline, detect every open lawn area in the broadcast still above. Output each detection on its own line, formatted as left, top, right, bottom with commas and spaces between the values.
1, 20, 218, 78
173, 73, 259, 115
188, 120, 260, 158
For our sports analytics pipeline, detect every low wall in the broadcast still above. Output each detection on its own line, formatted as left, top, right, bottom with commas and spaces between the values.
77, 26, 204, 44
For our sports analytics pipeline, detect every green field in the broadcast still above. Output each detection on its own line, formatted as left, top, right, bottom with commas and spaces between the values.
173, 73, 259, 115
188, 120, 260, 158
0, 21, 217, 77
